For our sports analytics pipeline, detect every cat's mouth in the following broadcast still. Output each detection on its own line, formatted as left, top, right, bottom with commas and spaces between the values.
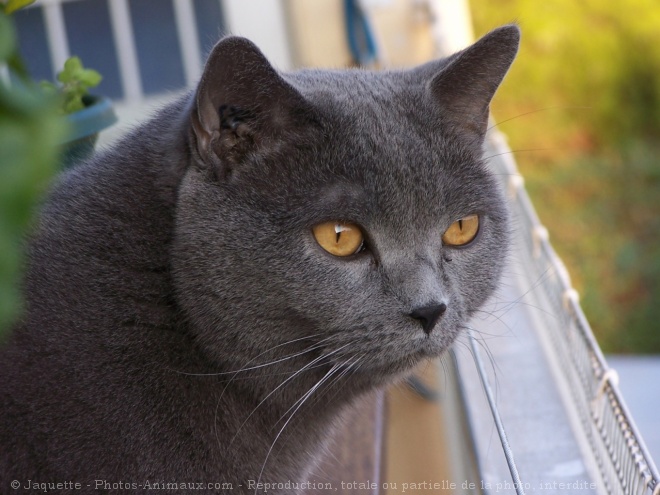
327, 334, 450, 379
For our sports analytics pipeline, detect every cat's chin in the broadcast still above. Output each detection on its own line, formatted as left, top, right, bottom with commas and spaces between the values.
345, 344, 448, 386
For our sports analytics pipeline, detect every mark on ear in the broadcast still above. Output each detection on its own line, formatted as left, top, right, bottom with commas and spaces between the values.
190, 36, 313, 177
429, 24, 520, 140
219, 105, 253, 134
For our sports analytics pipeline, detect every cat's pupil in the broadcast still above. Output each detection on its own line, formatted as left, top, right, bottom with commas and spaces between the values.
334, 224, 353, 244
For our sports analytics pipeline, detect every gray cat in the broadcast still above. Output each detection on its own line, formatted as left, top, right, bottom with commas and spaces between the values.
0, 25, 519, 494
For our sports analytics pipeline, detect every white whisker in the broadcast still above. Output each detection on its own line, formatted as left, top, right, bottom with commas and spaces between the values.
228, 343, 351, 446
276, 355, 361, 427
172, 333, 331, 376
254, 363, 342, 495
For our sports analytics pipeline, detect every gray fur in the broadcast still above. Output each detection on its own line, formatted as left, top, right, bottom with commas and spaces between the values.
0, 25, 519, 494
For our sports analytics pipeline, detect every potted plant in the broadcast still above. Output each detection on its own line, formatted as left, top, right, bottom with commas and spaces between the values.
40, 56, 117, 167
2, 0, 117, 168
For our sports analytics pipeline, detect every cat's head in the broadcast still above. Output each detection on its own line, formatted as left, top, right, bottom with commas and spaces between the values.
172, 26, 519, 382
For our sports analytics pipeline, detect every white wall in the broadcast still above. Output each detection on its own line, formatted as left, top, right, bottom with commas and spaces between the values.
222, 0, 294, 71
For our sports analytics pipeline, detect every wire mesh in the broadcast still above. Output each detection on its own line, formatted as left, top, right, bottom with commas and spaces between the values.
486, 130, 659, 495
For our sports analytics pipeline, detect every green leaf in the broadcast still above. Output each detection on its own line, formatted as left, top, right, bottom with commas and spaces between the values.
0, 70, 64, 338
63, 56, 82, 73
63, 96, 84, 113
39, 80, 58, 93
78, 68, 102, 88
0, 12, 15, 62
4, 0, 36, 14
7, 50, 29, 80
58, 56, 81, 83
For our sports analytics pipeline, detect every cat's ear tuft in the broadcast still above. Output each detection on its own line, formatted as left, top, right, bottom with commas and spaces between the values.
429, 24, 520, 140
190, 37, 311, 176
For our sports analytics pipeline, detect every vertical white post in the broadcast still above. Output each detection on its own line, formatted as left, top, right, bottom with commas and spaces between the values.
108, 0, 142, 101
427, 0, 474, 56
173, 0, 202, 87
222, 0, 293, 70
42, 1, 70, 78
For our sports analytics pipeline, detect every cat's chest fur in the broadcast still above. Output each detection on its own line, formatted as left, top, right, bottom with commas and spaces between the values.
0, 26, 519, 493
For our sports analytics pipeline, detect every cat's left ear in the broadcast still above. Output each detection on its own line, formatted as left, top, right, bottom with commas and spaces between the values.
190, 37, 313, 176
428, 24, 520, 140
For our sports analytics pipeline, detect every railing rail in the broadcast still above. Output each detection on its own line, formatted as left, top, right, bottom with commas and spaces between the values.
489, 129, 659, 495
26, 0, 207, 101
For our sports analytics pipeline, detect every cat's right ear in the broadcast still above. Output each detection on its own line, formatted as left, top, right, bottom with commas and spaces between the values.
190, 37, 312, 177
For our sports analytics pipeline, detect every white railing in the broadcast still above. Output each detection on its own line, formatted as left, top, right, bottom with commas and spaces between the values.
106, 0, 142, 102
30, 0, 205, 101
25, 0, 292, 103
487, 128, 660, 495
172, 0, 203, 88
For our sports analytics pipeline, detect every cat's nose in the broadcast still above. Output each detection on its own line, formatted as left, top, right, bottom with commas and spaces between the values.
409, 303, 447, 335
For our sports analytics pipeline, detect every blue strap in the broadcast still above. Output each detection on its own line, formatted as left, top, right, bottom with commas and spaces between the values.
344, 0, 378, 66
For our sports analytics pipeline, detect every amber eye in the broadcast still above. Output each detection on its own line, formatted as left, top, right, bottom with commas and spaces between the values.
313, 221, 364, 257
442, 215, 480, 247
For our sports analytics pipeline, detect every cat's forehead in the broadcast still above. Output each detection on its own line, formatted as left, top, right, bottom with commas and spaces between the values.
287, 68, 475, 170
281, 70, 490, 224
287, 68, 417, 119
304, 159, 493, 233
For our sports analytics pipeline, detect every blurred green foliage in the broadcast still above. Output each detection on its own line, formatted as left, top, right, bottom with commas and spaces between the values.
471, 0, 660, 352
0, 9, 65, 339
2, 0, 35, 15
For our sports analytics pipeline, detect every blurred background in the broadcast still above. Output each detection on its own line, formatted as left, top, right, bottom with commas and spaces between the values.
471, 0, 660, 355
2, 0, 658, 354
